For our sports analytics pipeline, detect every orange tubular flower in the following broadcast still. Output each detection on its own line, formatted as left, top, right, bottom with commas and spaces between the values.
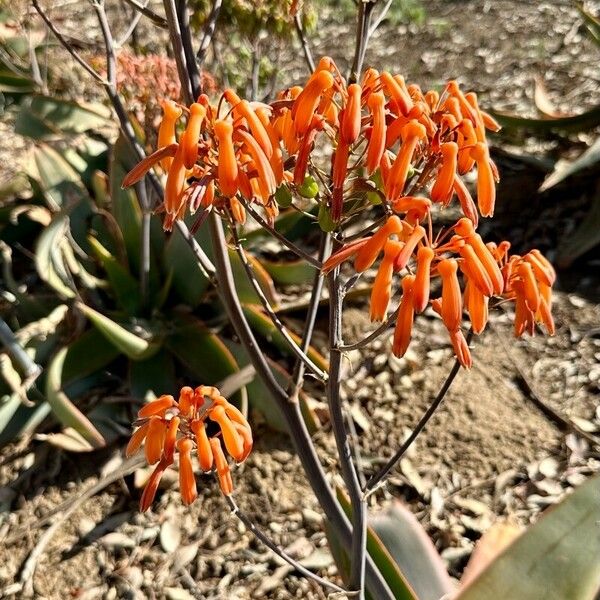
123, 144, 178, 188
180, 102, 206, 169
177, 438, 198, 506
255, 107, 284, 184
470, 142, 496, 217
322, 238, 370, 274
292, 69, 334, 136
381, 71, 413, 116
140, 458, 172, 512
191, 420, 214, 471
164, 146, 187, 216
413, 245, 434, 313
209, 404, 244, 462
238, 130, 277, 196
354, 215, 403, 272
362, 67, 380, 95
341, 83, 362, 144
366, 91, 386, 175
128, 384, 252, 511
393, 224, 425, 271
431, 142, 458, 205
293, 116, 323, 185
229, 94, 274, 159
370, 239, 402, 321
163, 416, 180, 463
145, 417, 167, 465
459, 244, 494, 297
453, 175, 479, 227
331, 140, 350, 221
386, 121, 426, 201
138, 394, 176, 418
230, 196, 246, 224
425, 89, 439, 111
464, 92, 487, 141
214, 120, 239, 197
457, 119, 477, 174
392, 275, 416, 357
437, 258, 462, 332
391, 196, 432, 220
210, 438, 233, 496
158, 100, 183, 170
464, 280, 489, 334
517, 261, 540, 312
455, 219, 503, 295
445, 81, 480, 130
449, 329, 472, 368
480, 109, 501, 132
513, 279, 535, 337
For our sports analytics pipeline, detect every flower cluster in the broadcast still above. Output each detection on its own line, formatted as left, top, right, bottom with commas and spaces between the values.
122, 56, 556, 367
126, 385, 252, 510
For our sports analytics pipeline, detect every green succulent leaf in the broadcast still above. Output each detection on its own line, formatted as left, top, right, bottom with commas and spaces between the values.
260, 257, 317, 285
15, 95, 111, 140
0, 68, 35, 94
28, 143, 90, 210
457, 475, 600, 600
129, 349, 177, 400
334, 489, 418, 600
229, 249, 279, 306
35, 206, 78, 298
46, 347, 105, 449
88, 236, 142, 315
61, 328, 121, 385
165, 314, 243, 402
371, 503, 453, 600
489, 105, 600, 135
0, 396, 51, 449
77, 302, 160, 360
540, 137, 600, 192
164, 225, 210, 307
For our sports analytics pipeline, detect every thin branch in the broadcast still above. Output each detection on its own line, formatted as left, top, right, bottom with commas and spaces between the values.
348, 0, 375, 84
115, 2, 145, 47
367, 0, 393, 37
364, 330, 474, 493
229, 219, 328, 382
175, 221, 217, 283
162, 0, 193, 103
241, 200, 322, 269
32, 0, 106, 84
289, 234, 331, 401
339, 307, 398, 351
196, 0, 222, 68
122, 0, 168, 28
327, 268, 367, 597
91, 0, 116, 89
294, 13, 315, 72
176, 0, 201, 98
225, 495, 349, 595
